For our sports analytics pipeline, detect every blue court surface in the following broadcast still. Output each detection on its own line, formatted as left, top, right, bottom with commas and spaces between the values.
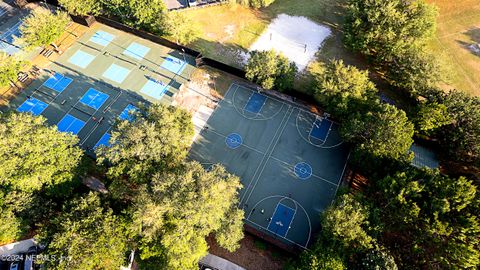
57, 114, 86, 135
119, 104, 138, 121
16, 98, 48, 116
310, 118, 332, 141
244, 92, 267, 114
140, 79, 168, 100
94, 132, 111, 149
43, 73, 72, 93
267, 204, 295, 237
68, 50, 96, 68
123, 42, 150, 60
89, 30, 115, 47
294, 162, 313, 180
80, 88, 109, 110
225, 133, 243, 149
103, 64, 130, 83
161, 56, 186, 74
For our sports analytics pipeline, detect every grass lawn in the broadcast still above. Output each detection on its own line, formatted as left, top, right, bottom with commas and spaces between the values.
427, 0, 480, 96
181, 0, 363, 93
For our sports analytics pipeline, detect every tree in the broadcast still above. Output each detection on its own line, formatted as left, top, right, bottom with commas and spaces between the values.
58, 0, 101, 16
0, 53, 28, 88
344, 0, 437, 63
414, 102, 451, 135
340, 103, 414, 161
97, 104, 194, 198
102, 0, 168, 32
375, 168, 480, 269
360, 246, 398, 270
163, 12, 202, 45
321, 194, 374, 251
245, 50, 297, 91
236, 0, 276, 8
385, 46, 444, 95
132, 162, 244, 270
0, 206, 22, 244
291, 245, 346, 270
18, 9, 70, 50
313, 60, 377, 118
39, 193, 129, 270
0, 113, 83, 193
438, 90, 480, 162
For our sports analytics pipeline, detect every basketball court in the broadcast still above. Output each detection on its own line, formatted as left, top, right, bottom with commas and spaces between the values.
189, 83, 350, 248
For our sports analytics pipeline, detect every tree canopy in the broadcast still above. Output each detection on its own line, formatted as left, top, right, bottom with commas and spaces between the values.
19, 9, 70, 49
341, 103, 414, 161
40, 193, 129, 270
163, 12, 202, 45
132, 162, 244, 269
313, 60, 377, 118
0, 113, 83, 193
0, 53, 28, 88
58, 0, 101, 16
375, 169, 480, 268
245, 50, 297, 91
97, 104, 194, 198
344, 0, 437, 63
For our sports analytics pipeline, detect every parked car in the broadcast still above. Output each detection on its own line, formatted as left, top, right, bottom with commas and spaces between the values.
189, 0, 198, 7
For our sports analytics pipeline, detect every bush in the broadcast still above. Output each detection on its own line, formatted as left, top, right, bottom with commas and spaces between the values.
245, 50, 297, 91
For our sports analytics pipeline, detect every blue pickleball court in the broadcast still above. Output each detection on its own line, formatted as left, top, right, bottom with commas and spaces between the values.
43, 72, 72, 93
17, 98, 48, 116
80, 88, 109, 110
140, 79, 168, 100
89, 30, 115, 47
94, 132, 111, 149
68, 50, 96, 68
310, 118, 332, 142
57, 114, 86, 135
244, 92, 267, 114
267, 203, 296, 238
161, 56, 186, 74
103, 64, 131, 83
119, 104, 138, 121
123, 42, 150, 60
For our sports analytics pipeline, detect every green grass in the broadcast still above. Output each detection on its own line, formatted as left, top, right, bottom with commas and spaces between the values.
426, 0, 480, 96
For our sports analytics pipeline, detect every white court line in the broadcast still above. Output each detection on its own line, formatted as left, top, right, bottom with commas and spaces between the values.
242, 107, 294, 206
269, 155, 340, 187
295, 109, 344, 149
331, 151, 351, 205
246, 195, 312, 248
231, 86, 285, 121
239, 104, 292, 204
207, 128, 265, 155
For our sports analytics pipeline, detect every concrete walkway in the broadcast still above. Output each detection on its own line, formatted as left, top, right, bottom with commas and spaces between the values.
200, 254, 246, 270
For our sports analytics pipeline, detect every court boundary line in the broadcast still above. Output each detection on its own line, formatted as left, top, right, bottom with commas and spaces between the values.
245, 195, 312, 249
267, 201, 296, 238
240, 106, 293, 205
295, 109, 343, 149
270, 155, 340, 187
231, 86, 285, 121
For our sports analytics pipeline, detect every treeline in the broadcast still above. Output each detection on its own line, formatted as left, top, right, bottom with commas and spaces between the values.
289, 0, 480, 269
0, 105, 245, 270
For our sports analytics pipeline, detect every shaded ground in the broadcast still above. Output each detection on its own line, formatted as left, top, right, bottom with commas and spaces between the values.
207, 233, 290, 270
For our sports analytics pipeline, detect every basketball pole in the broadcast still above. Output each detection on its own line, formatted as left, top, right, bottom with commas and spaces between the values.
304, 44, 307, 53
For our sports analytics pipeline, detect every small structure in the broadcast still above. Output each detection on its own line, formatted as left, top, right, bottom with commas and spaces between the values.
410, 143, 440, 169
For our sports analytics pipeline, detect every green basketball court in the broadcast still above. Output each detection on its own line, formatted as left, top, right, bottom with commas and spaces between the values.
190, 83, 350, 249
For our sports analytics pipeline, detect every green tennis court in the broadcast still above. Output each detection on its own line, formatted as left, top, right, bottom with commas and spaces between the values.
190, 83, 350, 249
2, 23, 196, 155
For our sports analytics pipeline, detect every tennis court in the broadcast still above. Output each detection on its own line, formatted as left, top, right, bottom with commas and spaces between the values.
0, 21, 22, 55
3, 22, 196, 155
190, 83, 350, 249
